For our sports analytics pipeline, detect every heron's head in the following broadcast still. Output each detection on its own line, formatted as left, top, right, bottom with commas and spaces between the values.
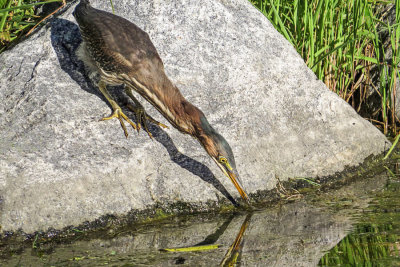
196, 116, 249, 202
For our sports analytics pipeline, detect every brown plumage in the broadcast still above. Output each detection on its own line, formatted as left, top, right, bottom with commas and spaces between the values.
73, 0, 249, 203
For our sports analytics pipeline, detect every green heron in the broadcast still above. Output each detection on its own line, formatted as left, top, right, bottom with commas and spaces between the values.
73, 0, 249, 203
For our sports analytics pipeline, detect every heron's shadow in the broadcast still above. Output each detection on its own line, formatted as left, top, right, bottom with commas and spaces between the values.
50, 18, 237, 205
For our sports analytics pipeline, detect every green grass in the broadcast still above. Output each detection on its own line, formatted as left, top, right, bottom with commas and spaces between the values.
0, 0, 62, 52
250, 0, 400, 135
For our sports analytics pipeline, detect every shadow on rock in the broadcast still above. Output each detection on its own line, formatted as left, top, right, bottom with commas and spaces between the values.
49, 18, 237, 205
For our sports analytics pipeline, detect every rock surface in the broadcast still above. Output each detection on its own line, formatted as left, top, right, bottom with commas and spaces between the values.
0, 0, 389, 233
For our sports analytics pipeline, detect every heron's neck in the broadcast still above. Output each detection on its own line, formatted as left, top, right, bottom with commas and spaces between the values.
143, 83, 201, 135
165, 95, 203, 135
125, 75, 201, 135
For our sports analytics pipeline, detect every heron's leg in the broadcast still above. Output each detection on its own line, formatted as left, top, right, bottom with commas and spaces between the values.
97, 80, 137, 137
125, 87, 168, 139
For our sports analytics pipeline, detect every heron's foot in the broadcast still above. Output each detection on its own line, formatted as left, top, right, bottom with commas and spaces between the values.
126, 103, 168, 139
101, 107, 137, 138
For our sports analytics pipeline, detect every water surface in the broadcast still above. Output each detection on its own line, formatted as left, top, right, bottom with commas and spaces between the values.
2, 168, 399, 266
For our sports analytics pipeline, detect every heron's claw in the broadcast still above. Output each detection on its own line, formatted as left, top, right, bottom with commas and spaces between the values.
101, 107, 137, 138
126, 103, 168, 139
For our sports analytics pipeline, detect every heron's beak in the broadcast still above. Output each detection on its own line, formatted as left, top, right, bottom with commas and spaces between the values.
213, 158, 250, 203
226, 169, 250, 203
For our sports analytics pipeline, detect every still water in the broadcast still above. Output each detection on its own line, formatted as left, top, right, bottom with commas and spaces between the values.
2, 168, 400, 266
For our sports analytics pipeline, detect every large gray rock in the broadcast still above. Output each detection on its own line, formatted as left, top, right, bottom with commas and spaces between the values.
0, 0, 389, 233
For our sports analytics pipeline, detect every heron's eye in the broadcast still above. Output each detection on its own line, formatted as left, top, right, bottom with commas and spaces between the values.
219, 156, 228, 164
218, 156, 233, 171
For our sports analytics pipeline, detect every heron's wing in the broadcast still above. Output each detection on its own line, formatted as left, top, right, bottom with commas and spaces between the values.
73, 2, 183, 120
74, 3, 163, 74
